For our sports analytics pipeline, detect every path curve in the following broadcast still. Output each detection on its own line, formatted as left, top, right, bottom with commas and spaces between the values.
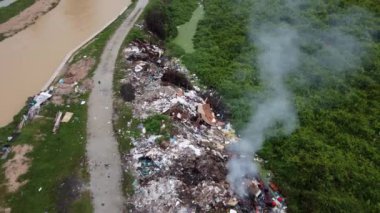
86, 0, 148, 212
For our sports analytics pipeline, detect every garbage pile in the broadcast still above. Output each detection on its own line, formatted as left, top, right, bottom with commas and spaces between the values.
119, 40, 287, 213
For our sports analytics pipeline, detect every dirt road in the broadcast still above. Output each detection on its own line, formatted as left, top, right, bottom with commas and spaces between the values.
86, 0, 148, 212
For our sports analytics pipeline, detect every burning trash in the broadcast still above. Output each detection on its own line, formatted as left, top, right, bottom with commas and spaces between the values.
118, 40, 287, 212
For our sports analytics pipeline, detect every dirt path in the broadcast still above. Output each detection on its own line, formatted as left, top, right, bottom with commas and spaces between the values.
86, 0, 148, 212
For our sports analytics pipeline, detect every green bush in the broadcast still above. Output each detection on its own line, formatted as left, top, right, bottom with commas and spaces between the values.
178, 0, 380, 211
143, 114, 171, 136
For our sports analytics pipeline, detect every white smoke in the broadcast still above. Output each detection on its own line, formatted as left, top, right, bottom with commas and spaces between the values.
227, 0, 370, 197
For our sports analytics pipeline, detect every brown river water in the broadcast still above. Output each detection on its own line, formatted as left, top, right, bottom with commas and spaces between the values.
0, 0, 130, 127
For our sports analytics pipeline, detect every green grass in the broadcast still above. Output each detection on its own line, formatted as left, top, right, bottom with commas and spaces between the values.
143, 114, 172, 136
122, 171, 135, 196
113, 104, 139, 153
4, 99, 88, 212
172, 4, 204, 53
69, 191, 93, 213
0, 0, 36, 24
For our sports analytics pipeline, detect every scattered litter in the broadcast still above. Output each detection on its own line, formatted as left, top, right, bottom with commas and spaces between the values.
38, 187, 42, 192
198, 103, 218, 126
80, 101, 86, 105
119, 40, 286, 212
61, 112, 74, 123
1, 145, 11, 160
53, 111, 63, 134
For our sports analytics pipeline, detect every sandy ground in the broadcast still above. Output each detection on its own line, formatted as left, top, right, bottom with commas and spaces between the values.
0, 0, 59, 37
86, 0, 148, 212
2, 145, 33, 193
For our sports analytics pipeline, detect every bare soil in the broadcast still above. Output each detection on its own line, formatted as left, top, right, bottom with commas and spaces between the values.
54, 58, 95, 96
0, 0, 60, 37
2, 145, 33, 193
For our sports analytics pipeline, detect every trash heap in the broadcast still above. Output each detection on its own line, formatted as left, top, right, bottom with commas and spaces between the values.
119, 40, 287, 213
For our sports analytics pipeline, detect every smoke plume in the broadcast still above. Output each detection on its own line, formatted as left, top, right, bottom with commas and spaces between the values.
227, 0, 370, 197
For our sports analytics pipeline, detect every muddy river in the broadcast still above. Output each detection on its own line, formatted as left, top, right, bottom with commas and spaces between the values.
0, 0, 130, 127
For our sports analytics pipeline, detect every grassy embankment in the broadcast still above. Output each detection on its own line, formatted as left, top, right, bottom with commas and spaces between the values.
0, 3, 136, 212
112, 0, 199, 199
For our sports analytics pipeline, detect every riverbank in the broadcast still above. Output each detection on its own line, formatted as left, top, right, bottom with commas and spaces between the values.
0, 0, 128, 127
0, 0, 60, 41
0, 2, 135, 211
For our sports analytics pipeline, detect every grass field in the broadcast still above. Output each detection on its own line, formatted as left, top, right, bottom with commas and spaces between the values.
4, 100, 88, 212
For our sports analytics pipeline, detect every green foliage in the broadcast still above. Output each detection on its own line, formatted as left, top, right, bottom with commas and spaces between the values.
122, 170, 135, 196
166, 42, 186, 57
144, 0, 198, 39
167, 0, 198, 28
143, 114, 171, 136
175, 0, 380, 212
113, 104, 139, 153
182, 0, 256, 129
144, 0, 168, 39
126, 27, 146, 43
172, 4, 204, 53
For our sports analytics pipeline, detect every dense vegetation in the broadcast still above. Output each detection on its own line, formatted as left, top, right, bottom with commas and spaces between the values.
144, 0, 198, 39
159, 0, 380, 212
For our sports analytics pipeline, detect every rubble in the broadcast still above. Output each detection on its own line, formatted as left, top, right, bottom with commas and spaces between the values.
120, 41, 278, 213
118, 40, 287, 213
